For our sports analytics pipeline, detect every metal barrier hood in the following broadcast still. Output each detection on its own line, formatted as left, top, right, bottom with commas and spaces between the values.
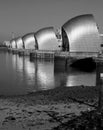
22, 33, 36, 49
16, 37, 23, 49
11, 39, 17, 49
62, 14, 101, 52
35, 27, 60, 51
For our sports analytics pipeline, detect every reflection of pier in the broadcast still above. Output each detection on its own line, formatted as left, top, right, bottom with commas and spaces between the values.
12, 55, 56, 91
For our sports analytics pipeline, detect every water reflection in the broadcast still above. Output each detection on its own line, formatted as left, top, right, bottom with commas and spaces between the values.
24, 58, 35, 85
54, 65, 96, 87
36, 60, 55, 90
0, 52, 96, 95
12, 55, 56, 92
66, 73, 96, 86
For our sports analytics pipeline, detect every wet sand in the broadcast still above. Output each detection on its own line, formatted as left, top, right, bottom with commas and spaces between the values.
0, 86, 99, 130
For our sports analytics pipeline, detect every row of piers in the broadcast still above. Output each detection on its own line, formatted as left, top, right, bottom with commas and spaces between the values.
8, 48, 73, 70
8, 48, 100, 71
8, 48, 79, 73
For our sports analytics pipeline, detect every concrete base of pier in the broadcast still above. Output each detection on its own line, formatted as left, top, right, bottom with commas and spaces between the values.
54, 52, 77, 71
18, 49, 34, 56
30, 50, 55, 59
8, 48, 35, 56
8, 48, 19, 54
12, 49, 19, 54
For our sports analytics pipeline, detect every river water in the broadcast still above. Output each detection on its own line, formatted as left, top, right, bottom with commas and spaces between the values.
0, 51, 96, 95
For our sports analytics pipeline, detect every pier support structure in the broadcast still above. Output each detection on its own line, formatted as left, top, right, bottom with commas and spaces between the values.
95, 57, 103, 110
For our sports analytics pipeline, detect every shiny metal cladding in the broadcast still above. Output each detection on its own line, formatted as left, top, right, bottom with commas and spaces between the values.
11, 39, 17, 49
16, 37, 24, 49
62, 14, 101, 52
35, 27, 60, 51
22, 33, 36, 49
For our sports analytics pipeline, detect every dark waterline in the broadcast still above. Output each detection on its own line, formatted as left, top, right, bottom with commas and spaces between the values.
0, 51, 96, 96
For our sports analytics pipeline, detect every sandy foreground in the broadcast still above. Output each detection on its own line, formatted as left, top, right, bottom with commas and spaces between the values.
0, 86, 99, 130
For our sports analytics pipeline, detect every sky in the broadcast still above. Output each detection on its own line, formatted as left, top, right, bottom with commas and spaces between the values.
0, 0, 103, 42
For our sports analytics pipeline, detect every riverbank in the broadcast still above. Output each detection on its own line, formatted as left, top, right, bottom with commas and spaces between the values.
0, 86, 99, 130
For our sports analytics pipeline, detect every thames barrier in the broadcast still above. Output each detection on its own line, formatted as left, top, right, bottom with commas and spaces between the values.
3, 14, 103, 71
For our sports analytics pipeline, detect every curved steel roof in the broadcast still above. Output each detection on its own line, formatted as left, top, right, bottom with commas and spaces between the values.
35, 27, 60, 51
62, 14, 101, 52
11, 39, 17, 49
3, 41, 10, 47
16, 37, 24, 49
22, 33, 36, 49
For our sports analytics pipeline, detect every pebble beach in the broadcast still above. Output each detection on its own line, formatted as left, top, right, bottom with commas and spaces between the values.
0, 85, 99, 130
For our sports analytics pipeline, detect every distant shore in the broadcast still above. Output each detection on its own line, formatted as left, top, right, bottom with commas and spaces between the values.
0, 85, 99, 130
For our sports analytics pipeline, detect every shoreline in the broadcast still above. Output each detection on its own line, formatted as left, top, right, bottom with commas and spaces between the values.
0, 85, 99, 130
0, 85, 98, 104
